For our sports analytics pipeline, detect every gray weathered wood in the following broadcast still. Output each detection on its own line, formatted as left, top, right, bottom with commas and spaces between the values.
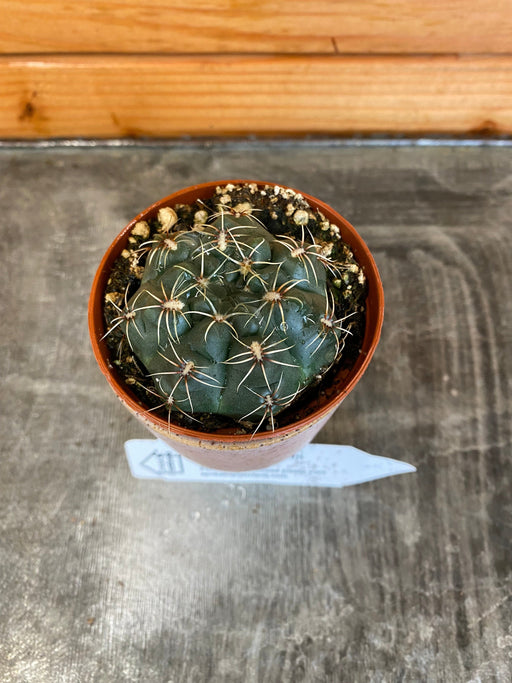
0, 142, 511, 682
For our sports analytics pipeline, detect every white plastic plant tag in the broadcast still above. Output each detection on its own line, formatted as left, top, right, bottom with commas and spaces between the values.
124, 440, 416, 488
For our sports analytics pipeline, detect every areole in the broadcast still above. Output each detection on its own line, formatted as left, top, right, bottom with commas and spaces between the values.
88, 180, 384, 471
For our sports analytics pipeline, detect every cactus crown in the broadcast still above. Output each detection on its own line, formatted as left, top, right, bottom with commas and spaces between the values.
104, 183, 366, 434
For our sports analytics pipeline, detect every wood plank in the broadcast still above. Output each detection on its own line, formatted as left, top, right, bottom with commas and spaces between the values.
1, 0, 512, 54
1, 54, 511, 138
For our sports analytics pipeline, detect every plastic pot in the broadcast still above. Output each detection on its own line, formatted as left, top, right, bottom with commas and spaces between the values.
89, 180, 384, 471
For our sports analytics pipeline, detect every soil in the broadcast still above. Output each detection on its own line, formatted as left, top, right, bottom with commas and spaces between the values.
103, 182, 367, 434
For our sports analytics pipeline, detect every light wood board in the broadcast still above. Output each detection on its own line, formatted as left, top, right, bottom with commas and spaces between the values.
2, 0, 512, 54
2, 54, 512, 138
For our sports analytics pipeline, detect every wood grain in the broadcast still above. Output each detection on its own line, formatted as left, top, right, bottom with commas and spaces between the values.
2, 54, 512, 138
1, 0, 512, 54
1, 143, 511, 681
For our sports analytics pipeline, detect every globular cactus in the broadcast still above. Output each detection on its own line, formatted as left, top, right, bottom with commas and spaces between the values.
105, 189, 364, 432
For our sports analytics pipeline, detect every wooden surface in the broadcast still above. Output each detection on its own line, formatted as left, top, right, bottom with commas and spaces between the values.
2, 0, 512, 54
3, 54, 512, 138
1, 141, 511, 681
2, 1, 512, 137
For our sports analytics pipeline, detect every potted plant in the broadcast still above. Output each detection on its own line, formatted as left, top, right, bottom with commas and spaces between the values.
89, 180, 384, 471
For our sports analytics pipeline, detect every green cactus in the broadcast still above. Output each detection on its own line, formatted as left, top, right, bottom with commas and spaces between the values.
105, 187, 365, 432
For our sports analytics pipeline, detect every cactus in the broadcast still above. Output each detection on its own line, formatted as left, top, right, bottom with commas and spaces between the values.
104, 185, 365, 432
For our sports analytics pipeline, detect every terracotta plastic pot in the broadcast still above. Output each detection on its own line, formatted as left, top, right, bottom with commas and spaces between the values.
89, 180, 384, 471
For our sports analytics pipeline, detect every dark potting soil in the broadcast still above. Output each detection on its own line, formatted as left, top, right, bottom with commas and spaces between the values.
103, 182, 367, 435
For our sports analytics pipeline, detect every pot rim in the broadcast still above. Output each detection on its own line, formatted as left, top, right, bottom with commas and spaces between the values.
88, 179, 384, 444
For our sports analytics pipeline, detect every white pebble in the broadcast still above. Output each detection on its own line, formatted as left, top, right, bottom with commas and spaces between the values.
194, 209, 208, 225
131, 220, 150, 238
293, 209, 309, 225
233, 202, 253, 215
158, 207, 178, 231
